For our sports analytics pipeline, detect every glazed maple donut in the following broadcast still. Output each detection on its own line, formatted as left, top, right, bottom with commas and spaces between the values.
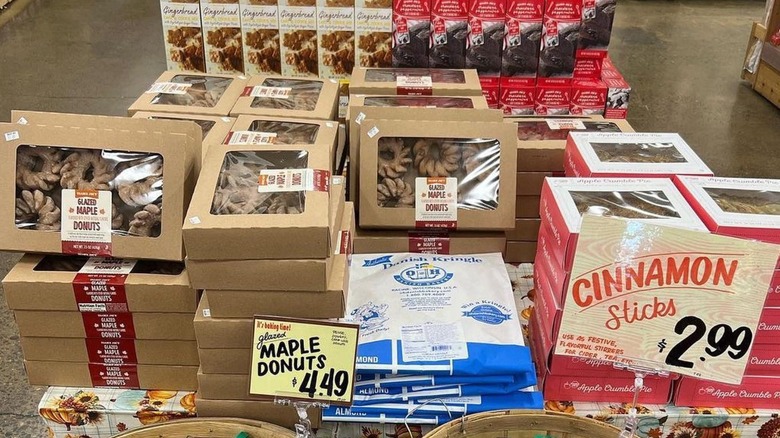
377, 177, 414, 208
15, 190, 61, 231
115, 157, 164, 207
60, 151, 115, 191
16, 147, 64, 191
377, 137, 412, 178
128, 204, 161, 237
412, 139, 461, 177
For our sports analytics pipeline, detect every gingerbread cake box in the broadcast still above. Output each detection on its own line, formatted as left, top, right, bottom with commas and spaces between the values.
160, 0, 206, 72
200, 0, 244, 74
278, 0, 319, 77
230, 75, 340, 120
316, 0, 356, 79
239, 0, 282, 76
128, 71, 249, 117
0, 113, 199, 261
564, 132, 714, 178
358, 119, 517, 231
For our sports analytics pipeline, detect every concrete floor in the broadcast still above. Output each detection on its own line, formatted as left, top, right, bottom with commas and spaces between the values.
0, 0, 777, 435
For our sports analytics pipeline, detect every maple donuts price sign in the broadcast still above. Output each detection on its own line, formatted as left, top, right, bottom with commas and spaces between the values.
554, 215, 780, 384
249, 317, 359, 405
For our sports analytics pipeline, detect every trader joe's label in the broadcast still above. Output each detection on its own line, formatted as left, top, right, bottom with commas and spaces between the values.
415, 177, 457, 229
61, 189, 113, 256
554, 215, 780, 384
249, 317, 359, 405
73, 258, 137, 313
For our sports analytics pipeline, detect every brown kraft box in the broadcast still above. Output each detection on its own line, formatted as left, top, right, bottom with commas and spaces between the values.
200, 0, 245, 74
230, 75, 339, 121
505, 115, 634, 171
350, 67, 483, 95
194, 294, 253, 349
183, 143, 332, 261
505, 240, 537, 263
347, 95, 496, 205
516, 171, 554, 196
226, 115, 339, 170
506, 218, 540, 240
515, 195, 540, 218
0, 114, 198, 261
25, 361, 198, 390
128, 71, 249, 117
195, 396, 322, 429
14, 311, 196, 340
198, 370, 274, 400
3, 254, 197, 313
199, 347, 251, 374
359, 119, 517, 230
21, 338, 199, 366
353, 228, 506, 255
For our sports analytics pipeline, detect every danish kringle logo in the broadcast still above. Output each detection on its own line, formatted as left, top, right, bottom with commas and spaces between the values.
462, 304, 512, 325
394, 263, 453, 286
362, 255, 393, 268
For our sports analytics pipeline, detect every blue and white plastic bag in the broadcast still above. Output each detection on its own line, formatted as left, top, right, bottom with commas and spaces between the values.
348, 253, 533, 376
355, 373, 518, 389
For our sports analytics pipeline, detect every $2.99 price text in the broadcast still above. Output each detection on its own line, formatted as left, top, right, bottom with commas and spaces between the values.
659, 315, 753, 374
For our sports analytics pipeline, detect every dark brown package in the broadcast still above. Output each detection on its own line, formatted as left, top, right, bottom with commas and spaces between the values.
392, 0, 431, 68
505, 240, 537, 262
25, 361, 197, 390
3, 254, 197, 313
359, 120, 517, 230
506, 218, 540, 240
353, 228, 506, 254
183, 143, 332, 261
0, 113, 198, 261
194, 295, 252, 349
14, 311, 196, 340
515, 195, 540, 217
21, 338, 199, 366
230, 76, 340, 121
128, 71, 249, 117
131, 112, 235, 165
194, 396, 322, 429
350, 67, 483, 95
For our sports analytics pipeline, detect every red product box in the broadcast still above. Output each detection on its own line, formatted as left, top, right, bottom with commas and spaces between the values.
429, 0, 469, 69
577, 0, 616, 57
534, 83, 571, 115
570, 78, 606, 115
768, 270, 780, 307
466, 0, 506, 85
535, 224, 569, 303
500, 0, 543, 87
603, 75, 631, 119
537, 0, 582, 86
532, 254, 563, 339
602, 53, 615, 70
674, 176, 780, 245
500, 83, 536, 115
393, 0, 432, 67
573, 55, 603, 79
756, 307, 780, 345
675, 376, 780, 409
480, 79, 500, 108
563, 132, 713, 178
600, 67, 622, 79
746, 342, 780, 376
539, 178, 708, 272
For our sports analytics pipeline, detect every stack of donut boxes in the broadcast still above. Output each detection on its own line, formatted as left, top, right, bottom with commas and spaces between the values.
128, 71, 349, 426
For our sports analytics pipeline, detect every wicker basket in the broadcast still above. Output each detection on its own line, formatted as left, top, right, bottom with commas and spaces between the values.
111, 417, 297, 438
424, 410, 622, 438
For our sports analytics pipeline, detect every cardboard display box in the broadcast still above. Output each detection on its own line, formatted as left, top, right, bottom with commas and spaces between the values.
14, 311, 196, 340
194, 295, 253, 349
3, 254, 197, 313
347, 95, 498, 206
198, 370, 267, 400
675, 376, 780, 409
226, 115, 339, 170
359, 120, 517, 230
195, 396, 322, 429
353, 228, 506, 254
0, 114, 198, 261
21, 338, 199, 366
25, 361, 198, 390
516, 171, 554, 196
506, 218, 541, 240
540, 178, 708, 273
230, 76, 339, 121
199, 347, 251, 374
128, 71, 248, 117
350, 67, 483, 95
675, 176, 780, 245
183, 143, 333, 261
131, 111, 235, 165
506, 116, 634, 171
564, 132, 713, 178
515, 195, 540, 218
505, 241, 536, 263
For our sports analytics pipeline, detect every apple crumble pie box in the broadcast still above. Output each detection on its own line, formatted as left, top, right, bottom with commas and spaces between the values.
539, 178, 709, 271
229, 75, 340, 121
359, 119, 517, 230
564, 132, 713, 178
3, 255, 197, 314
350, 67, 483, 95
25, 361, 198, 390
131, 112, 235, 165
0, 115, 198, 261
675, 176, 780, 245
183, 143, 332, 261
128, 71, 248, 117
674, 376, 780, 409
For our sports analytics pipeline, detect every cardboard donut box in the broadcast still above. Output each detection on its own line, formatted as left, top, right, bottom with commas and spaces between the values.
0, 113, 199, 261
353, 228, 506, 255
229, 75, 340, 121
350, 67, 483, 96
128, 71, 249, 117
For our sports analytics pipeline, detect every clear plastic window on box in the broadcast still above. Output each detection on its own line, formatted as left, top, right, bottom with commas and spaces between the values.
570, 190, 682, 219
247, 119, 320, 144
211, 150, 308, 215
364, 68, 467, 83
363, 96, 475, 108
375, 136, 500, 210
33, 255, 184, 275
15, 145, 163, 237
703, 187, 780, 215
150, 75, 234, 108
250, 78, 323, 111
514, 121, 622, 141
590, 141, 687, 163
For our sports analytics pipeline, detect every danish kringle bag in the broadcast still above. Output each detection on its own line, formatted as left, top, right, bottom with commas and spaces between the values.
356, 373, 516, 388
347, 252, 533, 376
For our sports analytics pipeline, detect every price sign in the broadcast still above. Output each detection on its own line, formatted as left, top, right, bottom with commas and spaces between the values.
554, 215, 780, 384
249, 316, 359, 405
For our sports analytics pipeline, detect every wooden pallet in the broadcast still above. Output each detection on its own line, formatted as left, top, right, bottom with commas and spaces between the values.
755, 59, 780, 108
